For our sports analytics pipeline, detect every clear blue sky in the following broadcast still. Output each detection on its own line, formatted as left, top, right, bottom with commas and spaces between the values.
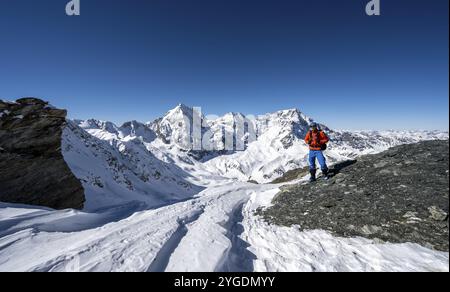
0, 0, 448, 130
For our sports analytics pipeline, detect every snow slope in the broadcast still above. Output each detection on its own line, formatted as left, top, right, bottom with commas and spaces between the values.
0, 181, 447, 272
0, 104, 448, 272
62, 121, 205, 211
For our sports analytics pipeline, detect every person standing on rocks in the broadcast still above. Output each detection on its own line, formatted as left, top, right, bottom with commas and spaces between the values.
304, 122, 329, 182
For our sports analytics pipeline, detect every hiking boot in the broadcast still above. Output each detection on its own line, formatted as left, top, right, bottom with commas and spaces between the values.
309, 169, 317, 182
322, 168, 330, 180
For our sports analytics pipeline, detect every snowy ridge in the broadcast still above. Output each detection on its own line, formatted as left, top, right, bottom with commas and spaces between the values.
62, 121, 204, 211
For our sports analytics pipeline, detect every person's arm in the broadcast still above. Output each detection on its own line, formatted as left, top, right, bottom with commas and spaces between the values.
320, 131, 329, 144
304, 131, 311, 145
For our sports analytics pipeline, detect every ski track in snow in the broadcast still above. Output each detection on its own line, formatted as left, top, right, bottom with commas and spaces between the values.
146, 207, 205, 272
1, 180, 448, 272
0, 183, 263, 272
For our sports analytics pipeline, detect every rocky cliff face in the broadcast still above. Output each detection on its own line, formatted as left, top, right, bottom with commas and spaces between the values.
260, 140, 449, 251
0, 98, 85, 209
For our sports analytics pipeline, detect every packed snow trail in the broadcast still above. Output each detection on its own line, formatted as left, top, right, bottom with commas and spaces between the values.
163, 185, 274, 272
0, 181, 448, 272
0, 182, 271, 272
0, 199, 203, 272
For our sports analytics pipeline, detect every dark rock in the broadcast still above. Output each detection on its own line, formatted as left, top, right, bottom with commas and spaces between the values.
0, 98, 85, 209
261, 140, 449, 251
16, 97, 48, 105
270, 166, 310, 184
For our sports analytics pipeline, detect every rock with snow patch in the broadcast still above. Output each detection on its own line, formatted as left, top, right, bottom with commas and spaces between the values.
261, 140, 449, 251
0, 98, 85, 209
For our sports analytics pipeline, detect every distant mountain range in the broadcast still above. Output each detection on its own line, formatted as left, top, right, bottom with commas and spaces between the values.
62, 103, 448, 210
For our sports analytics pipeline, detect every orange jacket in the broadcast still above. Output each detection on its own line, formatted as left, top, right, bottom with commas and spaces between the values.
304, 130, 329, 151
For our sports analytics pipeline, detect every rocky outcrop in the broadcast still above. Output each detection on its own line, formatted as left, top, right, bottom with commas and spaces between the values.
270, 166, 311, 184
261, 140, 449, 251
0, 98, 85, 209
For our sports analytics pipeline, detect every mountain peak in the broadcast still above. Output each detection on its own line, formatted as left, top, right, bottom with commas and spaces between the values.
174, 103, 193, 112
222, 112, 245, 119
274, 108, 304, 117
77, 119, 119, 134
162, 104, 205, 123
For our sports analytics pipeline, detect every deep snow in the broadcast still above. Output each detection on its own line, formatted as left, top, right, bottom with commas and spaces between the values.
0, 181, 447, 272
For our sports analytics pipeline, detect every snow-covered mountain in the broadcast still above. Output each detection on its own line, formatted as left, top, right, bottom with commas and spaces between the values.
62, 120, 205, 211
71, 105, 448, 186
